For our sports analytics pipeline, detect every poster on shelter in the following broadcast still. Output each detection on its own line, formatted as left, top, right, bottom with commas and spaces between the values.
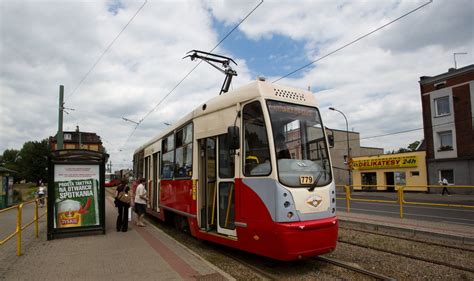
53, 165, 100, 228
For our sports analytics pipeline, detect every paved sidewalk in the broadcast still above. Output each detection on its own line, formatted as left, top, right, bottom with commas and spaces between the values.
0, 196, 233, 281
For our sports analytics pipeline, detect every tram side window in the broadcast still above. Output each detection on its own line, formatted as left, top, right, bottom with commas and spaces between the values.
243, 101, 271, 176
162, 134, 175, 179
219, 134, 235, 178
175, 123, 193, 178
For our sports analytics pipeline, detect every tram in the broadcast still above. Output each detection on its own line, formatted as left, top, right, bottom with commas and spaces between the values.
133, 78, 337, 261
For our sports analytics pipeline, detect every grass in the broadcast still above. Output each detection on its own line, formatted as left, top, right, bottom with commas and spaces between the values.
13, 182, 37, 202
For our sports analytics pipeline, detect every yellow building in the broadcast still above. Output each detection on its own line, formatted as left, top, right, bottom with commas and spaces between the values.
351, 151, 427, 192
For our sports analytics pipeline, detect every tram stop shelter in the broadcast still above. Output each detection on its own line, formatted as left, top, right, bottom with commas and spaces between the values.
0, 167, 16, 209
47, 149, 108, 240
351, 151, 428, 192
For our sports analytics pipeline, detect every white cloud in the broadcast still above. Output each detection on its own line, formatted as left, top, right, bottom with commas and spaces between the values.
1, 0, 473, 170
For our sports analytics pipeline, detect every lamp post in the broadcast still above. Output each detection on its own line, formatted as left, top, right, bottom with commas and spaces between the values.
329, 107, 351, 187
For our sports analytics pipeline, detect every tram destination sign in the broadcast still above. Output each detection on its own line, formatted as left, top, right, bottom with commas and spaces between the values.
351, 155, 418, 170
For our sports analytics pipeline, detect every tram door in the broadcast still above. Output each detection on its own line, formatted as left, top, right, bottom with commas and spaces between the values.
152, 152, 160, 211
199, 136, 236, 236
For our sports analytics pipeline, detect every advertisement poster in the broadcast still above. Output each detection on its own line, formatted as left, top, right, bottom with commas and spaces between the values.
53, 165, 100, 228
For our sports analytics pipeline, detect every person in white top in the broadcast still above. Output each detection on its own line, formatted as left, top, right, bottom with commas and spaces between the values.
134, 178, 148, 226
440, 177, 450, 195
37, 183, 46, 207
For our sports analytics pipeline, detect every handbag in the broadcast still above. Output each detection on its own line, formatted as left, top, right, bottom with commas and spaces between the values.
117, 191, 131, 204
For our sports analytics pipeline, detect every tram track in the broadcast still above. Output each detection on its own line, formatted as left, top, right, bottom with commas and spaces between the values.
339, 225, 474, 252
315, 256, 395, 281
338, 239, 474, 273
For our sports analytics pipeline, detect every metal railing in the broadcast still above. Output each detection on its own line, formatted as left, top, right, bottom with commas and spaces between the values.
0, 197, 48, 256
337, 185, 474, 218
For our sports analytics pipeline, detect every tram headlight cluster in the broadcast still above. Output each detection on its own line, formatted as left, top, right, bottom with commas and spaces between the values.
287, 212, 294, 218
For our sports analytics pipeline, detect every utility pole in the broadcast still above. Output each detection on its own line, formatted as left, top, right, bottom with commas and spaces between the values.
57, 85, 64, 150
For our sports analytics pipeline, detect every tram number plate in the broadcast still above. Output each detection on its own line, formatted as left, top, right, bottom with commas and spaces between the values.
300, 175, 314, 185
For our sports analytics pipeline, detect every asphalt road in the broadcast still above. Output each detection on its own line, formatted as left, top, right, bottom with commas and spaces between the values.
336, 192, 474, 226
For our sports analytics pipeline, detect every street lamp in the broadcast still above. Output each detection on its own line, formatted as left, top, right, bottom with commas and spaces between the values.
122, 117, 139, 125
329, 107, 352, 187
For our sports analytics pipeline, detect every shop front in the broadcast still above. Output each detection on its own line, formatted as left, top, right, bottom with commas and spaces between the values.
351, 151, 427, 192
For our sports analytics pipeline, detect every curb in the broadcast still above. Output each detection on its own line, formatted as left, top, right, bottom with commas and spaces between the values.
338, 218, 474, 246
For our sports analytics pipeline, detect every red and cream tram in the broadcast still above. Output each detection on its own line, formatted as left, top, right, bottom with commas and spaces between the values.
133, 78, 337, 260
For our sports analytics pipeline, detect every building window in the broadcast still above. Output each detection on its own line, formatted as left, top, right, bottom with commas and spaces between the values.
394, 172, 406, 185
438, 131, 453, 151
434, 96, 450, 116
410, 171, 420, 176
64, 133, 72, 141
361, 172, 377, 187
439, 170, 454, 184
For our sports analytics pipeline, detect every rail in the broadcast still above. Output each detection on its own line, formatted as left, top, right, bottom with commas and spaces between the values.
0, 197, 48, 256
336, 185, 474, 218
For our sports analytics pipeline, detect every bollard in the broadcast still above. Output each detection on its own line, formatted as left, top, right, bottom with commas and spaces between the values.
16, 204, 23, 256
397, 186, 404, 219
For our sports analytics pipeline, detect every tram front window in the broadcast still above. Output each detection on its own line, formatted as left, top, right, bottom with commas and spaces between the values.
267, 100, 332, 188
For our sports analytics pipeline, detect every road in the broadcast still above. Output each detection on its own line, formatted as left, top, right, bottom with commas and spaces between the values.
336, 192, 474, 226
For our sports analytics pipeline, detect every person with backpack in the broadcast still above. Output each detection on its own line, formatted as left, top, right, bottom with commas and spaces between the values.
115, 180, 131, 232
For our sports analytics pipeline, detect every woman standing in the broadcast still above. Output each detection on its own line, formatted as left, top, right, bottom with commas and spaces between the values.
134, 178, 148, 227
115, 180, 130, 232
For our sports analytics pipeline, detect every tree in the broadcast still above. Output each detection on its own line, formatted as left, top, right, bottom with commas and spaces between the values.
395, 140, 421, 153
407, 141, 420, 151
1, 149, 21, 175
16, 139, 50, 183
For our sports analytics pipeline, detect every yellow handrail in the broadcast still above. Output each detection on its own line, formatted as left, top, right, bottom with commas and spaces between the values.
0, 197, 48, 256
337, 184, 474, 218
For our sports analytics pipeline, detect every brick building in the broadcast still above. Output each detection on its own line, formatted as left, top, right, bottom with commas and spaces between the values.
419, 64, 474, 189
49, 126, 105, 152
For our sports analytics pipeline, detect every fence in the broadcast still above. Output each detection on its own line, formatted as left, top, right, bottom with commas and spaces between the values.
337, 185, 474, 218
0, 197, 48, 256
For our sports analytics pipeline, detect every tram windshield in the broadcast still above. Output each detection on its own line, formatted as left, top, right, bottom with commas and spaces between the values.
267, 100, 332, 188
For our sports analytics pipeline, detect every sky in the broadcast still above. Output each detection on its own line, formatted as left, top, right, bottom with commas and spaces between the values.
1, 0, 473, 170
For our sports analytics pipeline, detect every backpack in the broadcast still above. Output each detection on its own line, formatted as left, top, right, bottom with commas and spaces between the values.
117, 191, 131, 204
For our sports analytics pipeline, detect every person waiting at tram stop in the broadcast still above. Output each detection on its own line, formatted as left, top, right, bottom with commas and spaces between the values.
134, 178, 148, 227
276, 133, 291, 159
115, 180, 130, 232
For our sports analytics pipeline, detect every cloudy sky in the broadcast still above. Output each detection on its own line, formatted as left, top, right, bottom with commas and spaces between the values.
1, 0, 473, 170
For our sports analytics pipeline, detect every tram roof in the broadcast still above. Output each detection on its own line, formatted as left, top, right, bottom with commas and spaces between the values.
134, 79, 316, 154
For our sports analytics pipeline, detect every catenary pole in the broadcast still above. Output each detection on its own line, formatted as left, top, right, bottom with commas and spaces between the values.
57, 85, 64, 150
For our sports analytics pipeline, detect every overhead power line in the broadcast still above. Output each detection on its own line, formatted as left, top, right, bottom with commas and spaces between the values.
273, 0, 433, 83
65, 0, 148, 103
119, 0, 264, 150
331, 117, 473, 144
138, 0, 264, 125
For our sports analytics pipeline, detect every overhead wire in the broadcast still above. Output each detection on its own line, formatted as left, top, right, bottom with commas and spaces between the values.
272, 0, 433, 83
65, 0, 148, 103
330, 117, 473, 144
119, 0, 264, 150
137, 0, 264, 125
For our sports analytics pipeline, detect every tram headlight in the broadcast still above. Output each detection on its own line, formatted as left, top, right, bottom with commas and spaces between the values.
284, 201, 290, 208
287, 212, 294, 218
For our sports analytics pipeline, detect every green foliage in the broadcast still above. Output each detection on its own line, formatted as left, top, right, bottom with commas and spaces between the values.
2, 139, 50, 183
2, 148, 21, 173
394, 140, 421, 153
